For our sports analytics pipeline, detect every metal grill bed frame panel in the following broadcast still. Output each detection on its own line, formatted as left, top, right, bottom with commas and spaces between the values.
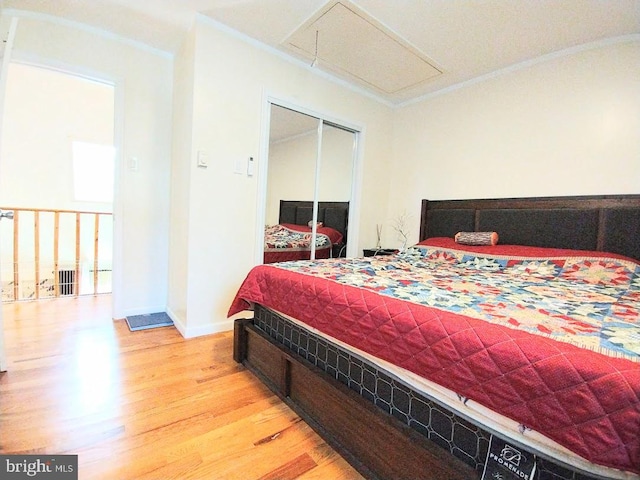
250, 304, 603, 480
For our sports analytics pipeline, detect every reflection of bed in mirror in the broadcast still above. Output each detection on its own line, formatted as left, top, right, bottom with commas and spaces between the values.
234, 194, 640, 480
263, 200, 348, 264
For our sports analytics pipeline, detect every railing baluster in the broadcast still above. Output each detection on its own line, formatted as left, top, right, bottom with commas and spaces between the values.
12, 210, 19, 301
94, 213, 99, 295
75, 213, 80, 298
34, 211, 40, 300
53, 211, 60, 297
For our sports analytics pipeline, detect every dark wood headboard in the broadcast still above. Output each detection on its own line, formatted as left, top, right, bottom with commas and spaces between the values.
279, 200, 349, 245
420, 195, 640, 261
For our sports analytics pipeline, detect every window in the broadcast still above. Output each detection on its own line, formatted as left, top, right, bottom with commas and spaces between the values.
72, 141, 115, 203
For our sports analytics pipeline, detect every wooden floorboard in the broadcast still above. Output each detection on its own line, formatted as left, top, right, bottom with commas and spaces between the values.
0, 295, 363, 479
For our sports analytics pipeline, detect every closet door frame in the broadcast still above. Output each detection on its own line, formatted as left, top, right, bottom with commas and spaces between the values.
255, 94, 363, 265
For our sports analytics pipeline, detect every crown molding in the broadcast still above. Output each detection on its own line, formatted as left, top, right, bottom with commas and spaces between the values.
2, 8, 173, 59
400, 34, 640, 108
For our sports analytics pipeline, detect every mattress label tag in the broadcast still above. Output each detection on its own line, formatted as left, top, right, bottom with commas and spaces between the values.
481, 436, 537, 480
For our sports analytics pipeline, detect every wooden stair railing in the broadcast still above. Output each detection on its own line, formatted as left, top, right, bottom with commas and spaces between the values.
1, 207, 113, 301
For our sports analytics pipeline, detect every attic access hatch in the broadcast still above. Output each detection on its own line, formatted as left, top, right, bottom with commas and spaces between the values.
283, 1, 442, 95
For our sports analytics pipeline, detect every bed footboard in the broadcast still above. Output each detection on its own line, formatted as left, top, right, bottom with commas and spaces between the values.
233, 317, 476, 480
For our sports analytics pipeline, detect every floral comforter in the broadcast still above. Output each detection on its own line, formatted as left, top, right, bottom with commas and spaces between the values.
276, 242, 640, 361
230, 238, 640, 474
264, 224, 331, 251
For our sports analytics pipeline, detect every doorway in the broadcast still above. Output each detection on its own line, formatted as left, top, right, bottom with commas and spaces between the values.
0, 63, 115, 299
0, 62, 116, 370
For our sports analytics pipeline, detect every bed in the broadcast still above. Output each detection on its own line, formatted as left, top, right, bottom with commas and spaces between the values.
231, 194, 640, 480
263, 200, 348, 263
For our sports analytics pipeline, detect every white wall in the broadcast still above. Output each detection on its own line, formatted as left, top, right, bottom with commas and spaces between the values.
167, 27, 196, 328
265, 126, 354, 225
318, 125, 355, 202
168, 17, 393, 337
1, 63, 114, 212
388, 40, 640, 248
5, 15, 174, 318
266, 132, 317, 225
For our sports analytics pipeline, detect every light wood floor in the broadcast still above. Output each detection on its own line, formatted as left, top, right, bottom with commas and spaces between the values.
0, 295, 363, 479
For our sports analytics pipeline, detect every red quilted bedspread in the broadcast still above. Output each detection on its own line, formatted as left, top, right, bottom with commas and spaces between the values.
263, 245, 331, 263
229, 239, 640, 475
263, 224, 340, 264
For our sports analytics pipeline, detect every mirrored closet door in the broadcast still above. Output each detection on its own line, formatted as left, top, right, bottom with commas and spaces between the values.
262, 103, 357, 264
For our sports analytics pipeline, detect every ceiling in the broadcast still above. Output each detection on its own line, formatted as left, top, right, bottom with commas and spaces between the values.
269, 105, 318, 144
2, 0, 639, 105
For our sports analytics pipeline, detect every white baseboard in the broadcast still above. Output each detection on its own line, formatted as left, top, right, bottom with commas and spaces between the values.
166, 307, 186, 337
119, 305, 167, 319
166, 307, 234, 339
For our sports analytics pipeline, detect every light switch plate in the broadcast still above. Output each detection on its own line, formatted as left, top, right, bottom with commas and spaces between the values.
197, 150, 208, 168
129, 156, 139, 172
